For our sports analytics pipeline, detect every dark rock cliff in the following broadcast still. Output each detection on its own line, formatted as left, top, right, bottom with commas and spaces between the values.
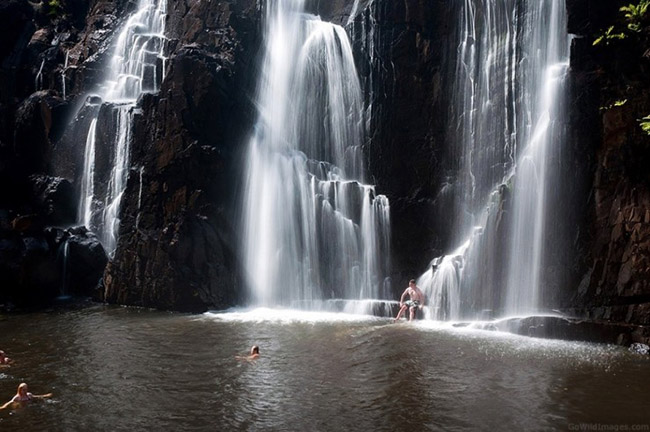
101, 0, 260, 312
350, 1, 456, 283
0, 0, 118, 308
565, 0, 650, 344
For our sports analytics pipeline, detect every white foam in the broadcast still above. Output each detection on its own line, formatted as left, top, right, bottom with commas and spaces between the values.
202, 307, 383, 324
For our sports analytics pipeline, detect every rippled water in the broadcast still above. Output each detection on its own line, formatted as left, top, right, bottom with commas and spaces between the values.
0, 306, 649, 431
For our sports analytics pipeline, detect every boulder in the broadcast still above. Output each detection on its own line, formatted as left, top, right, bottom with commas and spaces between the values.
30, 174, 76, 225
64, 226, 108, 298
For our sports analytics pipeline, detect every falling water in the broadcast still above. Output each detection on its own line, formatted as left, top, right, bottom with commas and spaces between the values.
59, 240, 70, 299
242, 0, 390, 307
61, 50, 69, 100
35, 58, 45, 91
78, 0, 167, 254
420, 0, 569, 319
79, 118, 97, 227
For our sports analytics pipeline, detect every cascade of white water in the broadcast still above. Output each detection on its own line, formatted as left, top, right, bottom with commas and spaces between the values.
62, 50, 69, 100
60, 240, 70, 297
35, 58, 45, 91
243, 0, 390, 307
79, 118, 97, 227
420, 0, 569, 319
503, 0, 569, 315
77, 0, 167, 254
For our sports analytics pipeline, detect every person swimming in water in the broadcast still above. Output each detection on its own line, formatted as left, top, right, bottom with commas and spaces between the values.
236, 345, 260, 361
0, 383, 53, 410
0, 350, 12, 367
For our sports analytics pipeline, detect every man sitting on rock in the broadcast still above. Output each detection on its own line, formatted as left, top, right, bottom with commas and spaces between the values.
393, 279, 425, 322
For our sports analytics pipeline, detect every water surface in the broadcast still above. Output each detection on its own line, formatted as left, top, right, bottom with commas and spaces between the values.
0, 306, 649, 431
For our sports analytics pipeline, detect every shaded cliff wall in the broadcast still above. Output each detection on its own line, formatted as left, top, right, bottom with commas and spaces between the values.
566, 0, 650, 342
0, 0, 124, 308
324, 0, 457, 289
101, 0, 260, 312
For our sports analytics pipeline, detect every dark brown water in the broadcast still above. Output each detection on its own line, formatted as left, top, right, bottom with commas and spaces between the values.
0, 306, 649, 431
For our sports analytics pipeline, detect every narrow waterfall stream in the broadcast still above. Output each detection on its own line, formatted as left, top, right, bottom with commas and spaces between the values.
242, 0, 391, 308
420, 0, 570, 319
77, 0, 167, 254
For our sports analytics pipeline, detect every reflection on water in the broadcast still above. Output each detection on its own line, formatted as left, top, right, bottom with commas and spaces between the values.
0, 306, 649, 430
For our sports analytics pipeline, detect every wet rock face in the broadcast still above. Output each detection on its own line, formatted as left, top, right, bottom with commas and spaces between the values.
0, 0, 125, 308
476, 315, 650, 346
566, 0, 650, 328
344, 0, 456, 285
101, 0, 260, 313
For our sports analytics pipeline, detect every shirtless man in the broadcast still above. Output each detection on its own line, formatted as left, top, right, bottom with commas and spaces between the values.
393, 279, 425, 322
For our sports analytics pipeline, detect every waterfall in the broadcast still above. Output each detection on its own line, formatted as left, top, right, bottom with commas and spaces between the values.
77, 0, 167, 255
59, 240, 70, 298
79, 118, 97, 227
242, 0, 391, 307
62, 50, 69, 100
420, 0, 569, 319
35, 58, 45, 91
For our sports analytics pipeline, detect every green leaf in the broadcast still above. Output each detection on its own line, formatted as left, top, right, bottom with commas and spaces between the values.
640, 115, 650, 135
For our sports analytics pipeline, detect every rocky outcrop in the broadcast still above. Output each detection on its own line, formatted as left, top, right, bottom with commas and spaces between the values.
565, 0, 650, 338
0, 0, 120, 308
471, 315, 650, 346
0, 224, 106, 308
101, 0, 260, 312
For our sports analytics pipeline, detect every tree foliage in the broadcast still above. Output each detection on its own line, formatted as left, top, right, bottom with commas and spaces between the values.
593, 26, 627, 46
620, 0, 650, 32
46, 0, 65, 18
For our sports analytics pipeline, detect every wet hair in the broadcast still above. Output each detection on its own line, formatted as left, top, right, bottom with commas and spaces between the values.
409, 279, 416, 284
251, 346, 259, 355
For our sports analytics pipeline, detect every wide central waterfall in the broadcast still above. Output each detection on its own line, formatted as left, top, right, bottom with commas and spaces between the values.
78, 0, 167, 254
420, 0, 570, 320
242, 0, 391, 308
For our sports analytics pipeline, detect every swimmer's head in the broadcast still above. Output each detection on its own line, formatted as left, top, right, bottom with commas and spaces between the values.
409, 279, 416, 286
17, 383, 28, 395
251, 346, 259, 355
